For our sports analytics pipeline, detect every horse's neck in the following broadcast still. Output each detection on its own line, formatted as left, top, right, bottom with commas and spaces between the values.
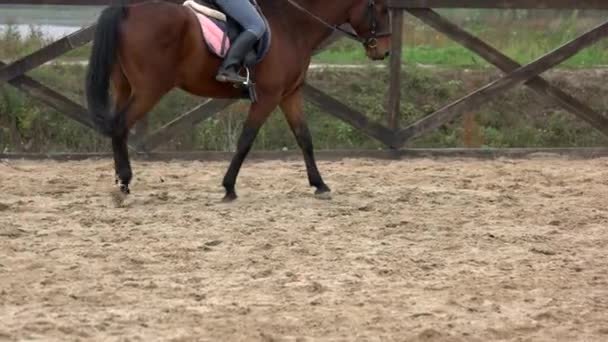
260, 0, 351, 53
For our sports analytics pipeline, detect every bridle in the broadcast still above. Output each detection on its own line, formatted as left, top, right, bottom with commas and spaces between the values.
285, 0, 391, 49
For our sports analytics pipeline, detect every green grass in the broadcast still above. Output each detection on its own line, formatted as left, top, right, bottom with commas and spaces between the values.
313, 40, 608, 68
312, 11, 608, 68
4, 8, 608, 68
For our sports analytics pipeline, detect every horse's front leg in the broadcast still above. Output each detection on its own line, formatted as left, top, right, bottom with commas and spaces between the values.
222, 95, 279, 201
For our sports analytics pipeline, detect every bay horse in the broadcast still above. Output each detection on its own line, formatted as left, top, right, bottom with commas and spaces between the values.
85, 0, 392, 201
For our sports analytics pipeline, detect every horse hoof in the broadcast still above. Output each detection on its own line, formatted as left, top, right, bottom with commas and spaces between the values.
222, 192, 237, 202
314, 185, 332, 200
111, 188, 128, 207
120, 184, 130, 194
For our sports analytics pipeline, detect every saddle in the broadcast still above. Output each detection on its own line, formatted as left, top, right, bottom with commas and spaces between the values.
183, 0, 271, 102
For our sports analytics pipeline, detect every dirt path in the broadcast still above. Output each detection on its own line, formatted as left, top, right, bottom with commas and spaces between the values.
1, 157, 607, 341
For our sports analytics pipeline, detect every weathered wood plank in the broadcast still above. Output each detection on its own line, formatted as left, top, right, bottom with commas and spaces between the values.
302, 83, 396, 148
407, 8, 608, 139
0, 61, 142, 150
0, 60, 93, 129
387, 9, 404, 131
0, 25, 95, 84
138, 98, 237, 151
388, 0, 608, 9
394, 19, 608, 146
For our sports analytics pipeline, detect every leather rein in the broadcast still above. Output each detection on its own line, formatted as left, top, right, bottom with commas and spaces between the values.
285, 0, 391, 49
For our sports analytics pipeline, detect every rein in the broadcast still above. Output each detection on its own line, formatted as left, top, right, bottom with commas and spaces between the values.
285, 0, 388, 48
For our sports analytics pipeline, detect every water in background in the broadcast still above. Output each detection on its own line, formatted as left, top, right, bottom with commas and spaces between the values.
0, 5, 103, 39
0, 23, 81, 39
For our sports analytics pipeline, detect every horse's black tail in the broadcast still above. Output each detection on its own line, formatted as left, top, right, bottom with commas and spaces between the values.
85, 6, 130, 138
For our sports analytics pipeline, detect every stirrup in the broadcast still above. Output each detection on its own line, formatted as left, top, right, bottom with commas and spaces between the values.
217, 66, 258, 103
230, 67, 257, 103
216, 65, 247, 83
240, 67, 252, 87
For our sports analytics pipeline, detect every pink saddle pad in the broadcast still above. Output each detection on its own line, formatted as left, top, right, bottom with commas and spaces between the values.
194, 12, 230, 57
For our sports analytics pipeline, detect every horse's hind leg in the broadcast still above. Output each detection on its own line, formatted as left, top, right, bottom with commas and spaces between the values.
111, 69, 167, 195
280, 87, 330, 197
111, 66, 133, 193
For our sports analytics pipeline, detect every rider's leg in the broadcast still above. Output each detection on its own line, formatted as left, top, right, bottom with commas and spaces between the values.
214, 0, 266, 83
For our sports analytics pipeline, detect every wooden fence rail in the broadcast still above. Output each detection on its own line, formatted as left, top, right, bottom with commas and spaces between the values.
1, 0, 608, 156
386, 0, 608, 148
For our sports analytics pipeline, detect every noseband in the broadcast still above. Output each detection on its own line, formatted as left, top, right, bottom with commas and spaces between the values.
363, 0, 391, 48
286, 0, 391, 49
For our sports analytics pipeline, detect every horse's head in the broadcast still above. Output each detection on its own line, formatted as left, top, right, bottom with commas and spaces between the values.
347, 0, 391, 60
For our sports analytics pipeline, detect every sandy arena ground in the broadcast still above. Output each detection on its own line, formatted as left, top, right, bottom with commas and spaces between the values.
1, 156, 607, 341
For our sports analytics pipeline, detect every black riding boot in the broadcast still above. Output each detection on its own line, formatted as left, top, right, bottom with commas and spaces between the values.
216, 31, 258, 84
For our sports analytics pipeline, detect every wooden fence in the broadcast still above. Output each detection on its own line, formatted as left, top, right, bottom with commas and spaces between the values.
387, 0, 608, 149
2, 0, 608, 159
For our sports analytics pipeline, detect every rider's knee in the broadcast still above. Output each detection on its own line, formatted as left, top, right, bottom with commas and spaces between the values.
246, 23, 265, 39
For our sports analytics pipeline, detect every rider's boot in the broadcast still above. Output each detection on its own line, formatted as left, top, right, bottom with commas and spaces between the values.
216, 30, 258, 84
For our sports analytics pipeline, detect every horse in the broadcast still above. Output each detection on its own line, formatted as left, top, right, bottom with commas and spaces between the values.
85, 0, 392, 202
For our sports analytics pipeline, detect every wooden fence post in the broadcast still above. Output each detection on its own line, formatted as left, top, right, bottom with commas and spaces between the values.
387, 9, 404, 132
